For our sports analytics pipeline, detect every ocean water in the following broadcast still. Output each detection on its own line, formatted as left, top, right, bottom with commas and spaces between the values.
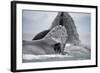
22, 45, 91, 63
22, 33, 91, 63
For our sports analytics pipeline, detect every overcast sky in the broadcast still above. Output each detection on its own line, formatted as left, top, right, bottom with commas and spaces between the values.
22, 10, 91, 35
22, 10, 57, 34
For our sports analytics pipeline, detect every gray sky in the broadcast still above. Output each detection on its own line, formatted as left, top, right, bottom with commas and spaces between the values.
22, 10, 91, 35
22, 10, 57, 34
69, 12, 91, 34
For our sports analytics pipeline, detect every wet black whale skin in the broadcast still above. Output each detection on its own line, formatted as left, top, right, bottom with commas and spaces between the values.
32, 29, 50, 40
